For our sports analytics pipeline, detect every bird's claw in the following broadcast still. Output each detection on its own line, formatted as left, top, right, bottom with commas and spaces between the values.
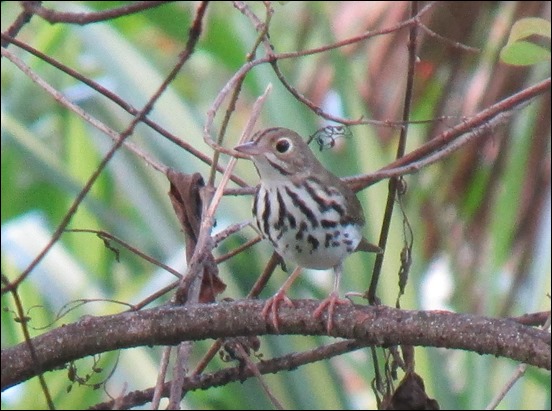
313, 292, 351, 334
262, 290, 294, 332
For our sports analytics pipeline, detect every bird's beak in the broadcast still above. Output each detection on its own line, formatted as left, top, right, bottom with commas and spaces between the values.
234, 140, 261, 157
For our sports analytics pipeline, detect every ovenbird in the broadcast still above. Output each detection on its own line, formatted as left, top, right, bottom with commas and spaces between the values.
234, 127, 381, 333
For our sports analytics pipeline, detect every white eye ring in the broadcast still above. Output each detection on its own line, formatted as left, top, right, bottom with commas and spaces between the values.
275, 138, 292, 153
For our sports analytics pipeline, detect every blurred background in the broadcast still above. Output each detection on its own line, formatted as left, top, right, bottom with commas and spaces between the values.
1, 1, 550, 409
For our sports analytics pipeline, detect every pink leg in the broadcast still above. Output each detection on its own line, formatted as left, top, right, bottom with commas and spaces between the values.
261, 266, 303, 332
313, 264, 350, 334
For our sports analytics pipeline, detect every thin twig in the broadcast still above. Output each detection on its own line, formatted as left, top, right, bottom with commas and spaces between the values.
92, 339, 367, 409
418, 21, 480, 53
367, 1, 420, 303
67, 229, 183, 279
0, 6, 34, 48
1, 274, 54, 409
345, 77, 550, 192
1, 32, 248, 187
21, 1, 173, 24
215, 236, 262, 265
485, 313, 552, 410
203, 2, 436, 150
1, 0, 207, 294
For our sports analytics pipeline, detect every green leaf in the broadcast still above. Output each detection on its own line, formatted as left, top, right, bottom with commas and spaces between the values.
506, 17, 551, 43
500, 40, 550, 66
500, 17, 551, 65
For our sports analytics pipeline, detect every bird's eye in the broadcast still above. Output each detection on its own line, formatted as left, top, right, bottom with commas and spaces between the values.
275, 138, 292, 153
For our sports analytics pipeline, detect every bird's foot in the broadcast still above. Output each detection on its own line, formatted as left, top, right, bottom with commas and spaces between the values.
261, 290, 294, 333
313, 291, 351, 334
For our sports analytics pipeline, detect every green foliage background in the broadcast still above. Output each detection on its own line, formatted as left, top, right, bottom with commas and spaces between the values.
1, 1, 550, 409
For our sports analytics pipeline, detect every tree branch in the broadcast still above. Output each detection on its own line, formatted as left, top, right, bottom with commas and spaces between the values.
2, 300, 550, 390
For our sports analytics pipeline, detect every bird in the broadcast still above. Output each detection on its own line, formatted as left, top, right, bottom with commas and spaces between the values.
234, 127, 381, 333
